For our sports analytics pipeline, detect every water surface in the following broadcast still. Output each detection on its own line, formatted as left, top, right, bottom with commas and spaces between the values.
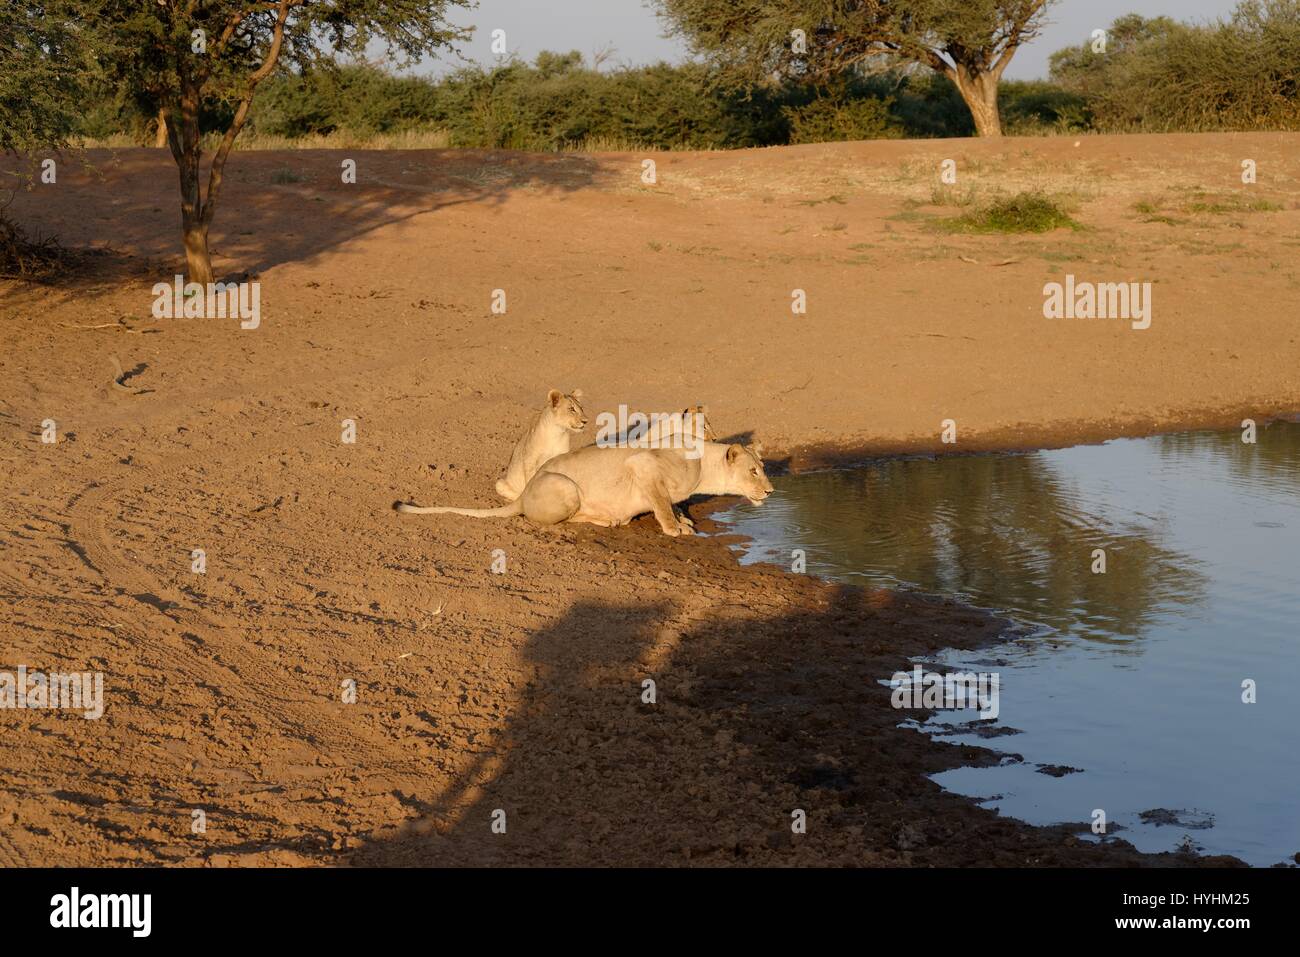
721, 422, 1300, 865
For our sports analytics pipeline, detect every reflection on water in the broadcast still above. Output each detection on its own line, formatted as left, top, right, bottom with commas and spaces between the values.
722, 420, 1300, 865
726, 450, 1209, 646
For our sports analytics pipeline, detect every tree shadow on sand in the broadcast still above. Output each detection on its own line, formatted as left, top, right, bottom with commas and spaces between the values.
348, 584, 1217, 867
0, 147, 609, 297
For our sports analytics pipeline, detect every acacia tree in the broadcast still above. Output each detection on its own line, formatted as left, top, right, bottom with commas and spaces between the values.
655, 0, 1053, 137
1048, 14, 1178, 98
1, 3, 94, 159
2, 3, 103, 273
82, 0, 470, 282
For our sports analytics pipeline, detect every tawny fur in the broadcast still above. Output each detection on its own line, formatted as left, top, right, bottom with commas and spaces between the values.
493, 389, 587, 501
396, 441, 771, 536
625, 405, 716, 450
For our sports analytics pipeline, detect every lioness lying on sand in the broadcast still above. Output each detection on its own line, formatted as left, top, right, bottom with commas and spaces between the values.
396, 441, 772, 536
494, 389, 587, 501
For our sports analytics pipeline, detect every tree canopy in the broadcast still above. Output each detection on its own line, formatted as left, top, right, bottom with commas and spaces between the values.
30, 0, 471, 281
0, 2, 99, 157
655, 0, 1053, 136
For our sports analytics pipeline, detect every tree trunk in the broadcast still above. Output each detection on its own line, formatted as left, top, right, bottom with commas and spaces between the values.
953, 67, 1003, 138
163, 0, 292, 284
170, 84, 215, 284
182, 214, 213, 284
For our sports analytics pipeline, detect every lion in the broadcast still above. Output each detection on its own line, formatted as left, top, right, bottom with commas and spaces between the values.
494, 389, 587, 501
396, 441, 772, 536
626, 405, 717, 529
626, 405, 716, 450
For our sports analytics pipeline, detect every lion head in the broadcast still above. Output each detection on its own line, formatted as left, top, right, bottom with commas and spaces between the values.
724, 442, 773, 505
548, 388, 588, 433
682, 404, 717, 442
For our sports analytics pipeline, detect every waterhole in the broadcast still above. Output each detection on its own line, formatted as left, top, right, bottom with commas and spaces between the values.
721, 421, 1300, 865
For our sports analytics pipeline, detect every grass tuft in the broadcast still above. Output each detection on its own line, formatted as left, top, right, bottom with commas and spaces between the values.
1137, 191, 1283, 220
938, 192, 1080, 234
795, 194, 847, 207
1185, 197, 1282, 214
929, 183, 977, 207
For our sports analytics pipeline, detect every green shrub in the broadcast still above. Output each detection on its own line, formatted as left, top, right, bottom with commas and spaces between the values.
1000, 81, 1091, 135
940, 193, 1082, 234
782, 95, 902, 143
1051, 1, 1300, 133
882, 72, 974, 138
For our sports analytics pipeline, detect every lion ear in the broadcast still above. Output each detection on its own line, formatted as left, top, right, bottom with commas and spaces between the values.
547, 389, 563, 407
749, 440, 764, 459
726, 444, 743, 464
570, 388, 584, 399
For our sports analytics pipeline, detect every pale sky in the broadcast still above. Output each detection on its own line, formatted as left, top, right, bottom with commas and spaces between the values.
413, 0, 1243, 80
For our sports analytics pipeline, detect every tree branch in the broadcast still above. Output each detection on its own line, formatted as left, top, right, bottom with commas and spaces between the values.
991, 0, 1047, 79
200, 0, 293, 227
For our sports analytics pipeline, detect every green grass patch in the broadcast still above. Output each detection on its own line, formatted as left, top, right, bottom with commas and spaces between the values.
937, 192, 1080, 234
929, 184, 976, 207
886, 209, 930, 224
795, 194, 847, 207
1142, 191, 1282, 219
1143, 214, 1187, 226
1185, 197, 1282, 214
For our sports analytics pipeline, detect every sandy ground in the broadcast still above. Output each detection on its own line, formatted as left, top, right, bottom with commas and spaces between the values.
2, 132, 1297, 866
